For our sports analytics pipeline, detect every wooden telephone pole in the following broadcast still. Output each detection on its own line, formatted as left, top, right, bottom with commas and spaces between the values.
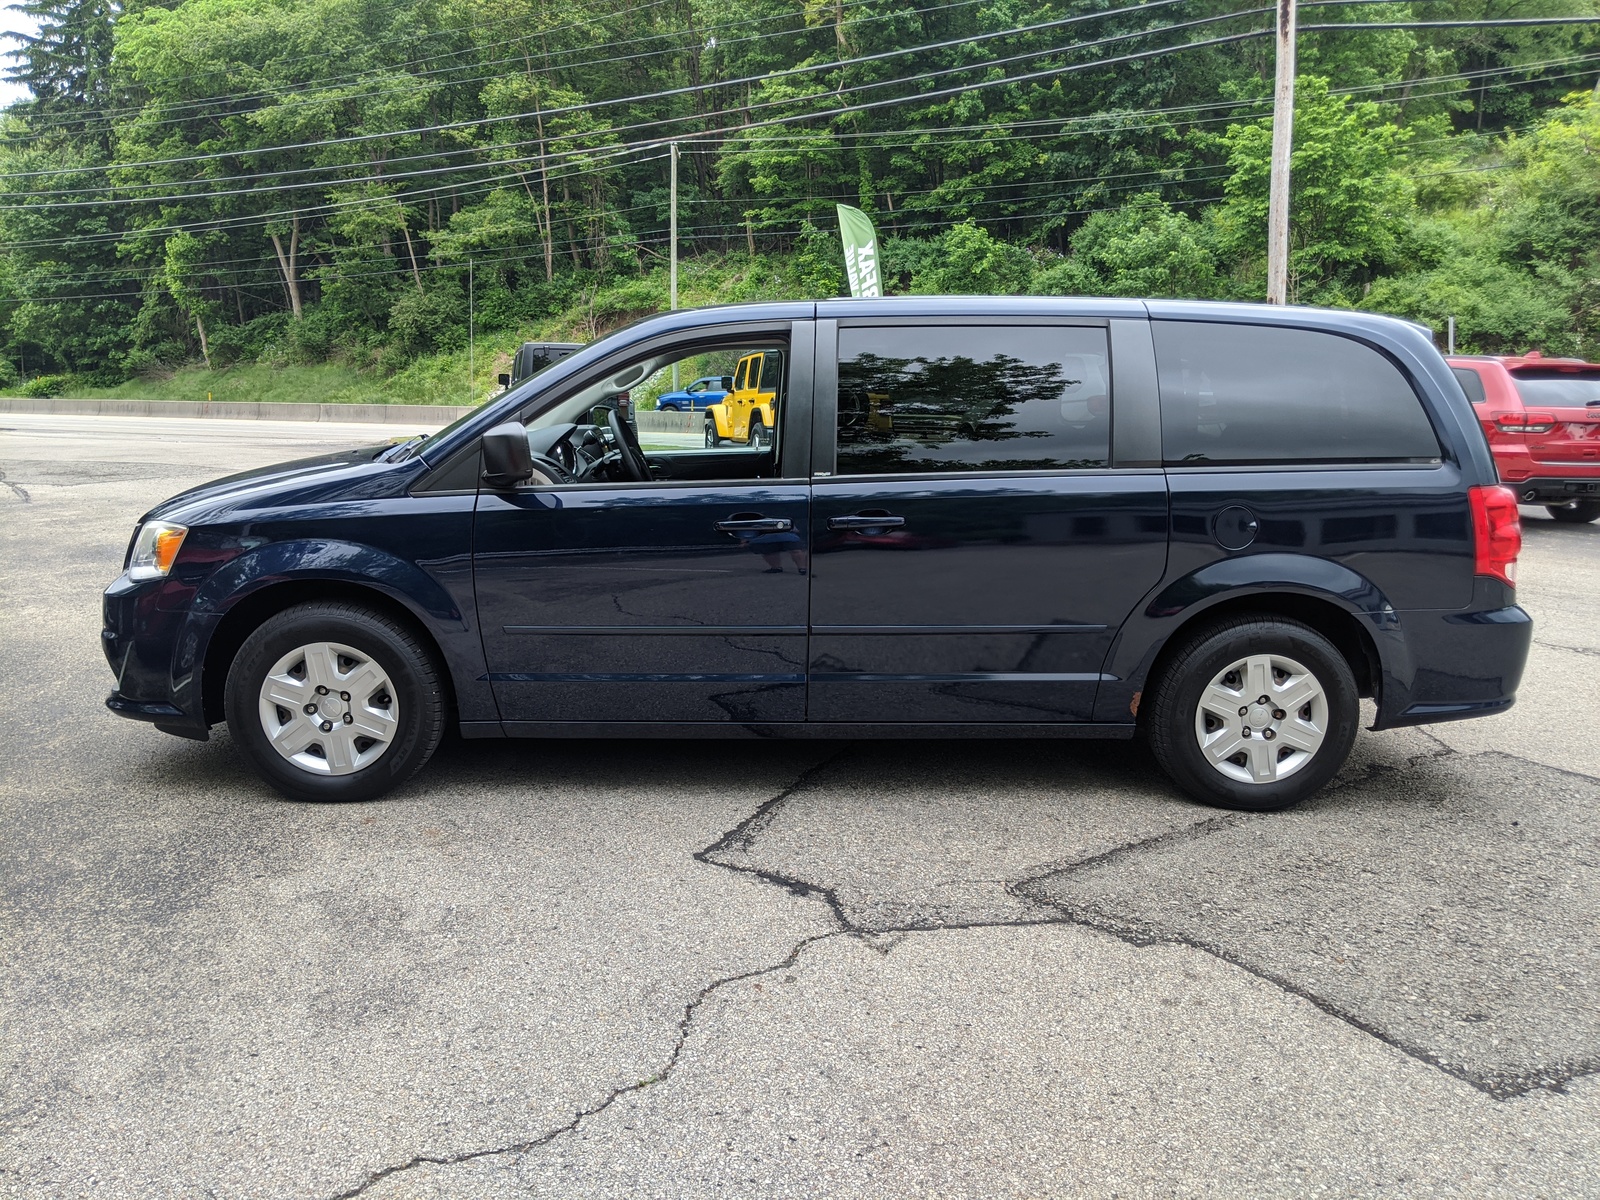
670, 142, 680, 389
1266, 0, 1297, 305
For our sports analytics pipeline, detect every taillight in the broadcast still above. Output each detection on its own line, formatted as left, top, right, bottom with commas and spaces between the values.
1496, 412, 1557, 434
1468, 485, 1521, 587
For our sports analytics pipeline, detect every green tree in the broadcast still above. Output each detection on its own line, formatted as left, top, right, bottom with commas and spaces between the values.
910, 222, 1032, 295
1036, 194, 1221, 298
1211, 77, 1415, 303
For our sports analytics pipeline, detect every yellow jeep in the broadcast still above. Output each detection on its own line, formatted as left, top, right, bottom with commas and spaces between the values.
705, 350, 780, 448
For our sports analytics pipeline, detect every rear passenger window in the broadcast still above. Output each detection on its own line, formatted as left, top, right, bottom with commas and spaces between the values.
1154, 322, 1440, 465
835, 325, 1111, 475
1452, 366, 1487, 406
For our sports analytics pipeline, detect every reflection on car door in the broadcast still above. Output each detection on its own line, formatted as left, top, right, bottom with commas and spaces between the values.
807, 318, 1170, 724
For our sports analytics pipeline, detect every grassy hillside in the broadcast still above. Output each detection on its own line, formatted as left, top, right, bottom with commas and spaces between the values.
5, 257, 810, 406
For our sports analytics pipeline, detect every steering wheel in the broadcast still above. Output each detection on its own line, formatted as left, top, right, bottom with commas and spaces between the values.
607, 408, 651, 482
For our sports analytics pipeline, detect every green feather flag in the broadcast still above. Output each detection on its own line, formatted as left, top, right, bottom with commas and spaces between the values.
836, 203, 883, 298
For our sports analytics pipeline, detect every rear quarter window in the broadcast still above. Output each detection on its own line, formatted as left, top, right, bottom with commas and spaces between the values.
1451, 366, 1487, 406
1154, 322, 1441, 465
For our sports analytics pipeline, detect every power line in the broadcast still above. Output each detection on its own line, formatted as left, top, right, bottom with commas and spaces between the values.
6, 0, 991, 143
3, 4, 1277, 210
6, 32, 1595, 254
2, 0, 677, 111
3, 87, 1551, 300
0, 0, 1224, 181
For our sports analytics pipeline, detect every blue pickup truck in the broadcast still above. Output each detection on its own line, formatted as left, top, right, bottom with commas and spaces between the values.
656, 374, 732, 411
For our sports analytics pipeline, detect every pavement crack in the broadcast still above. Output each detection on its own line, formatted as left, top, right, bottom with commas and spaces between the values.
1005, 888, 1600, 1101
694, 746, 857, 929
0, 467, 29, 502
322, 929, 845, 1199
1534, 638, 1600, 660
319, 755, 857, 1200
1008, 813, 1252, 898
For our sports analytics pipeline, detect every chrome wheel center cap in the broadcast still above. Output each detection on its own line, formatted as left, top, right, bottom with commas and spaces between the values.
319, 695, 348, 720
1249, 704, 1272, 726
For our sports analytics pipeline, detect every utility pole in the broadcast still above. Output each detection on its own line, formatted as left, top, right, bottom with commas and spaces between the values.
670, 141, 680, 389
468, 257, 475, 404
1266, 0, 1297, 305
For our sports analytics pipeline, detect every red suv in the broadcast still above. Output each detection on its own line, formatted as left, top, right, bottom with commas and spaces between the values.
1448, 352, 1600, 523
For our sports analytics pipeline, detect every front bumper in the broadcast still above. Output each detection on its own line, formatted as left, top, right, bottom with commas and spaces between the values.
102, 574, 211, 739
105, 691, 209, 739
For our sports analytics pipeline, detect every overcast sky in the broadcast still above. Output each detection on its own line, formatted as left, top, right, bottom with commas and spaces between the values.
1, 6, 41, 108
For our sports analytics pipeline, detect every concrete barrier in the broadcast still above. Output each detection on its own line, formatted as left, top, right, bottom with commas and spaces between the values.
0, 397, 474, 424
1, 396, 705, 432
636, 410, 698, 435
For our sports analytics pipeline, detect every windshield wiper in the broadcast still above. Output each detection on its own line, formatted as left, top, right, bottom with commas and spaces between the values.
381, 434, 429, 463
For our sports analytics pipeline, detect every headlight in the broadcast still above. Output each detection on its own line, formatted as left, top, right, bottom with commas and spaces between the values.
128, 520, 189, 581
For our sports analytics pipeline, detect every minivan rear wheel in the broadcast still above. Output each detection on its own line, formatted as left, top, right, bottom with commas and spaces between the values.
1546, 500, 1600, 524
1146, 616, 1358, 811
225, 601, 446, 802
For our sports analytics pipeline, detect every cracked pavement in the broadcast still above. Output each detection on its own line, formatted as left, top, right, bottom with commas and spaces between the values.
2, 413, 1598, 1198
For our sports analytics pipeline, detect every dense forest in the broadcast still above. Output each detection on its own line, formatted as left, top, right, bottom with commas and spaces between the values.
2, 0, 1599, 399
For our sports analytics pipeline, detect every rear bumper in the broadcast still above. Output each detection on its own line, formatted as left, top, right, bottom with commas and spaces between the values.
1373, 602, 1532, 730
1505, 477, 1600, 504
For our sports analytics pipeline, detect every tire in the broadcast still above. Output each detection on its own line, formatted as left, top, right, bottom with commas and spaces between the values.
1546, 500, 1600, 524
660, 403, 679, 413
1145, 616, 1359, 812
224, 601, 447, 802
705, 420, 722, 448
748, 415, 767, 448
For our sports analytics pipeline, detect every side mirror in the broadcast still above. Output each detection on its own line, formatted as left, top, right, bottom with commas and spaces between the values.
481, 422, 533, 489
496, 372, 511, 388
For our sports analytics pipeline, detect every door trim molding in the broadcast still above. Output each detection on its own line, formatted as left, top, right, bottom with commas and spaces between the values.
813, 624, 1107, 634
496, 720, 1138, 739
503, 624, 806, 635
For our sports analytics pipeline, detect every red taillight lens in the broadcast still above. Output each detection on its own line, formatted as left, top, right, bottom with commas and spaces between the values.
1469, 484, 1521, 587
1496, 412, 1557, 433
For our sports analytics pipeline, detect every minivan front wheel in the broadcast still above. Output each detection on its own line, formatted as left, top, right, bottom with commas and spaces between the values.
1146, 616, 1358, 811
225, 602, 446, 802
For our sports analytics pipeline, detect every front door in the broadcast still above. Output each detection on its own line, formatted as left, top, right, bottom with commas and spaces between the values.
473, 325, 812, 728
807, 318, 1169, 724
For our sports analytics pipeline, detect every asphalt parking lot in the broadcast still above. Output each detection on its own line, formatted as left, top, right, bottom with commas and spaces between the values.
2, 412, 1598, 1199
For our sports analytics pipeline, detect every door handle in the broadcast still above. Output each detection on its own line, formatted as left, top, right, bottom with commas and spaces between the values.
715, 516, 792, 533
828, 514, 906, 530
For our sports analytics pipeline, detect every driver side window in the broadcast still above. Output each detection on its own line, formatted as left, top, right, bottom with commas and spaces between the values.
519, 339, 789, 486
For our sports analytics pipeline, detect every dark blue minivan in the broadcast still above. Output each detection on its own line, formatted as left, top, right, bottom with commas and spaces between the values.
102, 298, 1531, 810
